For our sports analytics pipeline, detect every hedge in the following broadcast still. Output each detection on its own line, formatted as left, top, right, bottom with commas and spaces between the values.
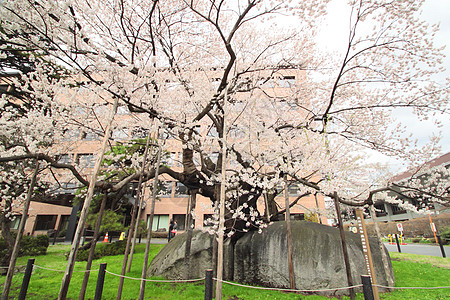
75, 240, 127, 261
0, 234, 49, 257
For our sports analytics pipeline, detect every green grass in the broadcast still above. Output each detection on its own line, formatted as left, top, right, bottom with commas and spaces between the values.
1, 244, 449, 299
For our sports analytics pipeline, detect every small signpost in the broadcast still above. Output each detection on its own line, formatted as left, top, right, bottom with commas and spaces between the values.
355, 209, 379, 300
397, 223, 403, 232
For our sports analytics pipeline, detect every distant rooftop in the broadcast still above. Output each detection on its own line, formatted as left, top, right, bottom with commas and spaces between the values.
390, 152, 450, 183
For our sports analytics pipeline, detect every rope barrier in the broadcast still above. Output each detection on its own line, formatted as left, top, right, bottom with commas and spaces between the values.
375, 284, 450, 290
215, 278, 363, 293
104, 270, 205, 283
16, 263, 450, 293
0, 265, 27, 269
33, 264, 99, 273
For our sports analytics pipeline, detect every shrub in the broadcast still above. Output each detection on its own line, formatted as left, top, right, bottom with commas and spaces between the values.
20, 235, 49, 256
440, 226, 450, 245
0, 234, 49, 257
75, 240, 127, 261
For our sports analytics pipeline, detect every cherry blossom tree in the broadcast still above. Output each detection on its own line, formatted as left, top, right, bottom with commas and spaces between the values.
2, 0, 449, 237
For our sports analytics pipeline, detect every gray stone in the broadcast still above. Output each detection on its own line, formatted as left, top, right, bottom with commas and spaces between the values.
148, 221, 394, 296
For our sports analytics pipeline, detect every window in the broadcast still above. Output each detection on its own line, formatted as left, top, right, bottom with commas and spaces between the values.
175, 182, 188, 197
168, 152, 177, 166
132, 127, 149, 139
177, 152, 183, 167
81, 131, 99, 141
158, 181, 173, 197
148, 214, 169, 231
288, 183, 300, 195
374, 203, 387, 217
34, 215, 57, 231
391, 204, 406, 215
117, 105, 129, 115
278, 75, 296, 88
61, 182, 78, 194
112, 128, 129, 140
57, 154, 73, 164
173, 214, 186, 230
76, 153, 95, 168
290, 213, 305, 221
10, 215, 22, 230
206, 126, 219, 137
158, 129, 172, 140
61, 129, 80, 141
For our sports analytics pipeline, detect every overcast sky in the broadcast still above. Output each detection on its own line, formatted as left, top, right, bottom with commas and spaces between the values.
317, 0, 450, 170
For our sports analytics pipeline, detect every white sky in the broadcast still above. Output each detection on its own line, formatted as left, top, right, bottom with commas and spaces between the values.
317, 0, 450, 170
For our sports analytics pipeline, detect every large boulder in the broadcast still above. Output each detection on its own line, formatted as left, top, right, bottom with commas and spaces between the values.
148, 221, 394, 296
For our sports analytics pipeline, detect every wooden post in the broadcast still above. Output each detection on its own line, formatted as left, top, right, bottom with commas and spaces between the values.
284, 175, 296, 289
436, 235, 446, 258
333, 193, 355, 300
79, 193, 107, 300
355, 209, 379, 300
139, 129, 162, 300
94, 263, 107, 300
18, 258, 35, 300
204, 269, 213, 300
2, 159, 39, 300
394, 234, 401, 253
58, 97, 119, 300
361, 275, 374, 300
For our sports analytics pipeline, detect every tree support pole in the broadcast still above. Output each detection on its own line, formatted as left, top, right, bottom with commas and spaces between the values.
116, 129, 153, 300
333, 192, 355, 300
58, 97, 119, 300
2, 159, 39, 300
184, 190, 197, 279
284, 175, 295, 289
79, 192, 108, 300
215, 86, 228, 300
138, 129, 162, 300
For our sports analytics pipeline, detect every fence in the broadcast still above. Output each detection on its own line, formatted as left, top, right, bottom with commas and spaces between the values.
11, 259, 450, 300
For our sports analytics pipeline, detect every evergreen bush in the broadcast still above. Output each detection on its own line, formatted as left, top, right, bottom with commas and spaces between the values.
0, 234, 49, 257
440, 226, 450, 245
75, 240, 127, 261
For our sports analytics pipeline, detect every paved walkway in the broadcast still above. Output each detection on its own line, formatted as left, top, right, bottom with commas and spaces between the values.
384, 242, 449, 257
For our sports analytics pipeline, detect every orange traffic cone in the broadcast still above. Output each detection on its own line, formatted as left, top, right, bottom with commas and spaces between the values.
103, 232, 109, 243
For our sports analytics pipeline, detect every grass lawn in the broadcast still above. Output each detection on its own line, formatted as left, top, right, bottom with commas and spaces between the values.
0, 244, 449, 299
